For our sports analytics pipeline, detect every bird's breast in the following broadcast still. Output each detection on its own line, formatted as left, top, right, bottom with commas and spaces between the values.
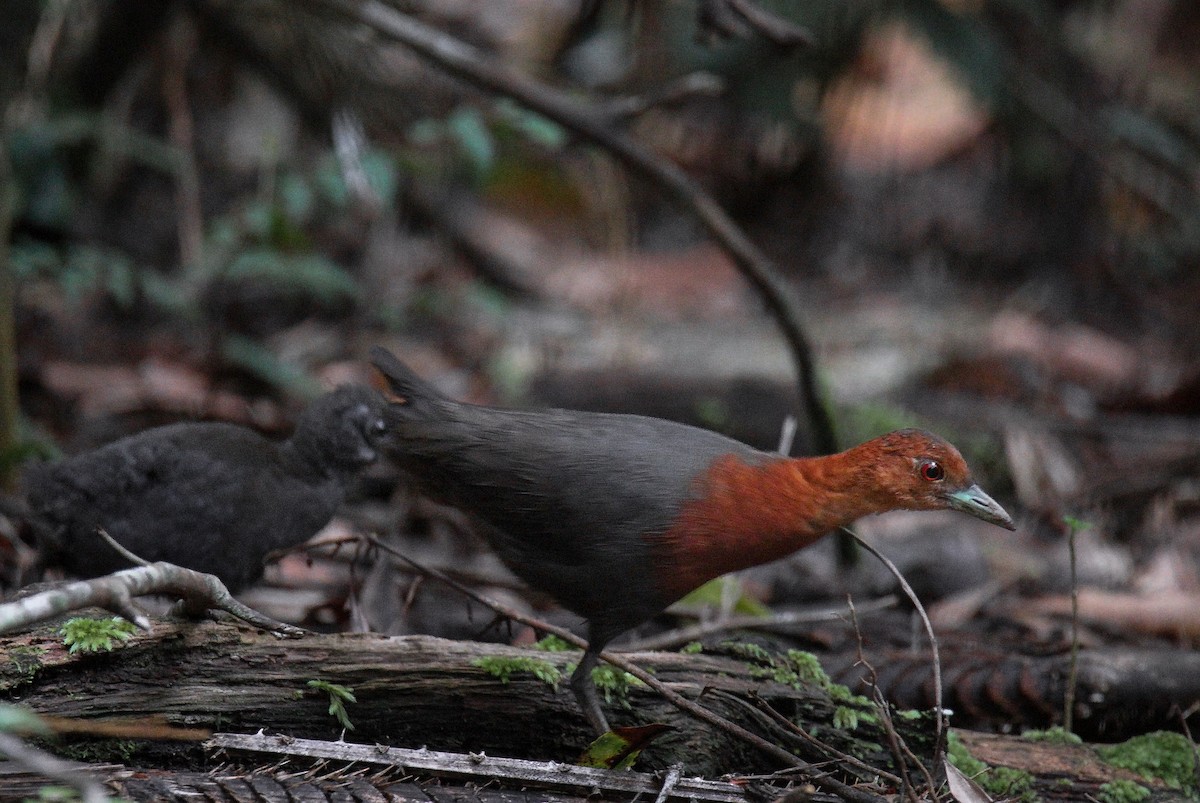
650, 454, 833, 603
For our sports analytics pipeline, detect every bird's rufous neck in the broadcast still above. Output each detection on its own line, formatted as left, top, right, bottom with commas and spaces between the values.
653, 451, 880, 602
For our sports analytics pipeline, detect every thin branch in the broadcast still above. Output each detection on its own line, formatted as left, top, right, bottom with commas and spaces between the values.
600, 71, 725, 120
622, 596, 898, 653
362, 534, 885, 803
319, 0, 838, 457
1064, 522, 1080, 733
0, 562, 304, 637
841, 527, 946, 770
161, 10, 204, 268
746, 691, 904, 788
699, 0, 816, 48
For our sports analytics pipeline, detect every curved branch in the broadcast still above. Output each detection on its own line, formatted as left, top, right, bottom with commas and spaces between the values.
321, 0, 838, 455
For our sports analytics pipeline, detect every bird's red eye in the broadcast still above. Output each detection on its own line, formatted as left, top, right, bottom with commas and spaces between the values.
920, 460, 944, 482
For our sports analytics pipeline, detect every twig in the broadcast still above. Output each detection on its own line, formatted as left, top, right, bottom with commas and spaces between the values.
161, 10, 204, 267
362, 534, 885, 803
0, 732, 110, 803
0, 562, 304, 637
845, 598, 919, 803
600, 71, 725, 120
1175, 704, 1200, 794
319, 0, 838, 459
97, 528, 150, 567
1065, 522, 1080, 734
622, 596, 898, 652
841, 528, 946, 769
699, 0, 815, 47
653, 764, 684, 803
746, 691, 904, 788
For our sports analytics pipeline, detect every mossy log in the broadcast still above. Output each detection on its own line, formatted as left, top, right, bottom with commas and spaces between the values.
0, 617, 924, 777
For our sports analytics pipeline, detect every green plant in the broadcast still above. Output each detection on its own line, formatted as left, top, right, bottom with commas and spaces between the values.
306, 680, 357, 731
59, 617, 138, 654
589, 664, 646, 709
724, 643, 880, 730
947, 732, 1039, 802
532, 634, 573, 652
472, 656, 562, 688
1098, 779, 1152, 803
1062, 514, 1092, 733
1097, 731, 1199, 794
679, 577, 770, 617
1023, 726, 1083, 745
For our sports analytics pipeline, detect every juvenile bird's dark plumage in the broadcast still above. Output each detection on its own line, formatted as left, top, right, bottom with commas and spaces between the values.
370, 347, 1014, 733
26, 384, 386, 592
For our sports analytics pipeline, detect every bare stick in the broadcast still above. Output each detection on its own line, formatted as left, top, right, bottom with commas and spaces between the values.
0, 562, 304, 638
1064, 520, 1081, 733
97, 528, 149, 567
319, 0, 838, 457
622, 596, 898, 652
746, 692, 904, 788
841, 527, 946, 768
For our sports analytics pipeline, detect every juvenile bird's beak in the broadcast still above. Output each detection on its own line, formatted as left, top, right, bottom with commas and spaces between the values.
945, 485, 1016, 530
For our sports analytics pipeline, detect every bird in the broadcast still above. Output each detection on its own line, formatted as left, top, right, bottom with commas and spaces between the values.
25, 384, 386, 592
369, 346, 1015, 734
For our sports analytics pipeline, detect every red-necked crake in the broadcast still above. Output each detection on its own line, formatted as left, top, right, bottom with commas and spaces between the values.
370, 346, 1014, 733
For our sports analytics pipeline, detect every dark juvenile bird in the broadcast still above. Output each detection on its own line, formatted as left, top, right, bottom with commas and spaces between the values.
369, 346, 1014, 733
26, 384, 385, 592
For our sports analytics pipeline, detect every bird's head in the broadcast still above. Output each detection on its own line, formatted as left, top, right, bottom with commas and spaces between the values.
858, 429, 1015, 530
293, 384, 387, 471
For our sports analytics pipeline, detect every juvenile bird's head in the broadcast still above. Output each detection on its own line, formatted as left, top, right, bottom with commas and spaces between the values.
854, 429, 1015, 530
292, 385, 388, 472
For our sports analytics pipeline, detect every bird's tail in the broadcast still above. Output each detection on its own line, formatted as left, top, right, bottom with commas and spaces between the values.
369, 346, 448, 409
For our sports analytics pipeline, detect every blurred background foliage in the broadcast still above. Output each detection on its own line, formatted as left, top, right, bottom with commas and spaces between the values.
1, 0, 1198, 471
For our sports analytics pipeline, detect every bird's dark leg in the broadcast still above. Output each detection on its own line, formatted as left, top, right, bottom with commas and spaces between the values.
569, 637, 610, 734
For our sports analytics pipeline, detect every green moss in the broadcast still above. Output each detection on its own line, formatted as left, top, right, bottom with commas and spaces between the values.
472, 656, 562, 688
59, 617, 138, 654
947, 732, 1039, 802
1097, 731, 1198, 794
6, 646, 47, 687
532, 635, 573, 652
724, 643, 879, 731
1023, 726, 1083, 745
590, 664, 646, 710
680, 641, 703, 655
1098, 779, 1152, 803
947, 731, 989, 778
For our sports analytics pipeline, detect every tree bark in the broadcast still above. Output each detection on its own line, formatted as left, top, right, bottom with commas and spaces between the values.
1, 618, 914, 777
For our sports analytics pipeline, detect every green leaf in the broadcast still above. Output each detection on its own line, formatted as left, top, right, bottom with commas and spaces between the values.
447, 107, 495, 180
495, 99, 567, 149
307, 680, 357, 731
577, 723, 671, 770
223, 249, 359, 304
